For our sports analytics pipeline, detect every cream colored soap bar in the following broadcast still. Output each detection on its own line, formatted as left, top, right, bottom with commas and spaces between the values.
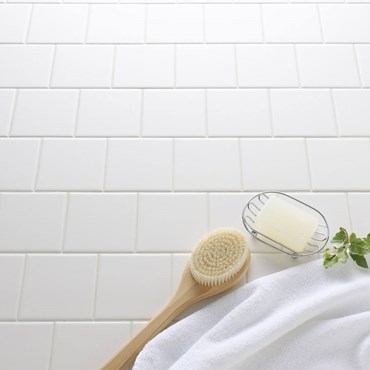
254, 196, 318, 253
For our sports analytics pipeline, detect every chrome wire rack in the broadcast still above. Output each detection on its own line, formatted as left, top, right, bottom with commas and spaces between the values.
242, 192, 330, 257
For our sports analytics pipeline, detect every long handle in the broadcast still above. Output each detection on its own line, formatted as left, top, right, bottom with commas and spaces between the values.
100, 299, 184, 370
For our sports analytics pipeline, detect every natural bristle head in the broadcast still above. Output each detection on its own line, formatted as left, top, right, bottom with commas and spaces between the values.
189, 229, 249, 286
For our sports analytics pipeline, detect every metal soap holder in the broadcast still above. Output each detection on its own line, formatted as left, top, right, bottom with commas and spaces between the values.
242, 192, 330, 257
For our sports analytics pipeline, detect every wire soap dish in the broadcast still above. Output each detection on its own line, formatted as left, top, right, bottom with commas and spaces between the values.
242, 192, 330, 257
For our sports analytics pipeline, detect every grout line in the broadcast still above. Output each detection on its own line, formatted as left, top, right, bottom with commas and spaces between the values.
60, 193, 70, 253
139, 89, 144, 137
7, 89, 19, 137
353, 44, 364, 88
202, 4, 206, 43
102, 138, 109, 191
234, 45, 239, 88
329, 89, 340, 137
144, 4, 148, 43
259, 4, 265, 44
16, 254, 28, 321
345, 193, 354, 232
85, 4, 92, 44
73, 89, 82, 137
206, 192, 210, 231
24, 4, 34, 44
293, 45, 301, 88
238, 138, 244, 191
171, 138, 175, 191
47, 322, 56, 370
110, 45, 118, 89
33, 138, 43, 191
48, 45, 57, 88
133, 193, 140, 253
0, 86, 369, 90
92, 254, 100, 320
170, 254, 174, 294
24, 4, 34, 43
316, 4, 325, 43
204, 89, 208, 137
304, 138, 313, 192
266, 89, 274, 137
173, 45, 177, 89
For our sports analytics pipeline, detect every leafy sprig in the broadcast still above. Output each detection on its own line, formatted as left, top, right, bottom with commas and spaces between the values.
323, 227, 370, 269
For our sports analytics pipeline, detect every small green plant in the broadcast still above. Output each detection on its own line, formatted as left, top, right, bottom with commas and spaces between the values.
323, 227, 370, 269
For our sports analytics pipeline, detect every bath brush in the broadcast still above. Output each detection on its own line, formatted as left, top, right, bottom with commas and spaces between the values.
101, 228, 250, 370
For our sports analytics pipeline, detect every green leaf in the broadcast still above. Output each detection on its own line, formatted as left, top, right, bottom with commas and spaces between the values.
331, 227, 348, 245
365, 233, 370, 245
323, 249, 339, 269
350, 253, 369, 269
349, 238, 370, 255
336, 246, 348, 264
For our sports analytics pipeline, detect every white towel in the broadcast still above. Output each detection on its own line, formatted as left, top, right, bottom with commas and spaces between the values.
133, 260, 370, 370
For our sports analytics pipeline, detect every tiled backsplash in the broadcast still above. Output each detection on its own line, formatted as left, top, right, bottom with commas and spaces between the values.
1, 1, 370, 369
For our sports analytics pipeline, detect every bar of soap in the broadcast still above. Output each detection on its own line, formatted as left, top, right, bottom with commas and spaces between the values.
254, 196, 318, 253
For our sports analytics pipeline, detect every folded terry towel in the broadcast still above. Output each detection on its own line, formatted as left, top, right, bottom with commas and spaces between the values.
134, 259, 370, 370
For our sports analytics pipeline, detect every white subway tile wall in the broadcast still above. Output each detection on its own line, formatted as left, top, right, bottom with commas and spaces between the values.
1, 0, 370, 368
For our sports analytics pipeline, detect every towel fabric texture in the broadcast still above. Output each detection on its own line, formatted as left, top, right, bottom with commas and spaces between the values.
134, 259, 370, 370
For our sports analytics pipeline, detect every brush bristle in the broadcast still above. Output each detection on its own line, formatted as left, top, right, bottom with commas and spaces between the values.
189, 228, 249, 286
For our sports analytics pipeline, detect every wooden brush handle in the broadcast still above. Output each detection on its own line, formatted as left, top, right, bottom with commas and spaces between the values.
100, 297, 188, 370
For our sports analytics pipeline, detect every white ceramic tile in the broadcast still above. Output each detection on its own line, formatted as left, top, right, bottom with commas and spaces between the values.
131, 321, 148, 336
87, 5, 145, 43
12, 90, 79, 136
262, 4, 321, 42
105, 139, 172, 191
52, 46, 115, 88
142, 90, 205, 137
172, 254, 190, 293
137, 193, 207, 252
64, 193, 136, 252
208, 193, 282, 253
320, 4, 370, 42
37, 139, 106, 191
333, 90, 370, 136
290, 193, 351, 237
0, 45, 53, 87
237, 45, 298, 87
9, 0, 60, 3
207, 89, 271, 137
0, 90, 15, 136
146, 4, 203, 43
0, 138, 40, 190
176, 45, 236, 87
247, 253, 319, 282
174, 139, 241, 191
51, 323, 131, 370
296, 45, 360, 87
356, 45, 370, 87
307, 139, 370, 190
240, 139, 310, 190
347, 193, 370, 236
19, 255, 97, 320
65, 0, 116, 4
204, 4, 262, 43
270, 89, 336, 136
76, 90, 141, 137
208, 193, 255, 231
0, 255, 24, 319
28, 5, 88, 43
114, 45, 174, 88
0, 193, 66, 252
0, 5, 31, 43
95, 254, 171, 319
0, 323, 53, 370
